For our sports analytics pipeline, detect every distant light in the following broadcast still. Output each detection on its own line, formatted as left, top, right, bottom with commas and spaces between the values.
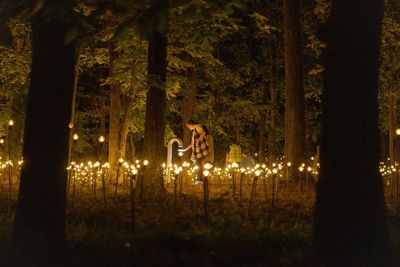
143, 160, 149, 166
8, 120, 14, 126
396, 128, 400, 136
99, 135, 105, 143
73, 134, 79, 140
204, 163, 213, 170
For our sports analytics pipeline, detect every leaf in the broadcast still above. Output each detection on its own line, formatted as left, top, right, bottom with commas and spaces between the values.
228, 0, 246, 11
0, 19, 13, 47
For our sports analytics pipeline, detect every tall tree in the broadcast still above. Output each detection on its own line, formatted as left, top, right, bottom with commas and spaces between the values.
108, 43, 122, 182
13, 11, 78, 266
313, 0, 393, 265
141, 0, 169, 193
282, 0, 306, 180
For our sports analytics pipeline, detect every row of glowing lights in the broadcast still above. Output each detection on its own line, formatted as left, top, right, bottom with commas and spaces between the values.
67, 158, 149, 176
0, 157, 23, 168
72, 133, 105, 143
163, 158, 320, 178
0, 120, 15, 144
379, 158, 400, 177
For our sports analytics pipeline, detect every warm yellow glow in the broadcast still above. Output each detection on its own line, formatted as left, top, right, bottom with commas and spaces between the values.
8, 120, 14, 126
178, 152, 184, 157
203, 170, 210, 177
143, 160, 149, 166
255, 170, 261, 176
231, 162, 238, 168
261, 164, 266, 169
396, 128, 400, 136
204, 163, 213, 170
73, 133, 79, 140
287, 162, 292, 167
99, 135, 105, 143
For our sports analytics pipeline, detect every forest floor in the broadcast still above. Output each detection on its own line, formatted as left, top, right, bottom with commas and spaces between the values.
0, 182, 399, 266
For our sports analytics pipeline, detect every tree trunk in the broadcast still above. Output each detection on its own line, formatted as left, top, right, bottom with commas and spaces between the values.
181, 68, 196, 162
267, 40, 278, 163
118, 72, 136, 163
141, 17, 168, 194
389, 91, 396, 164
258, 78, 267, 164
283, 0, 306, 180
108, 44, 121, 182
67, 45, 81, 165
14, 19, 77, 264
313, 1, 392, 265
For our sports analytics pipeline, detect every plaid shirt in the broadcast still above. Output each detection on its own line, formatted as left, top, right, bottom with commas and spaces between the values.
192, 129, 209, 160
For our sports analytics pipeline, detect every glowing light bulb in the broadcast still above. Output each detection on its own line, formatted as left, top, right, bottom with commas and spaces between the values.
99, 135, 105, 142
143, 160, 149, 166
8, 120, 14, 126
73, 134, 79, 140
204, 163, 213, 170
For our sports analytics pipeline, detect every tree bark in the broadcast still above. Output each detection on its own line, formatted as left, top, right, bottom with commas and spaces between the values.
118, 85, 136, 163
283, 0, 306, 180
389, 91, 396, 164
14, 19, 77, 264
267, 40, 278, 163
141, 5, 168, 194
67, 45, 81, 165
313, 0, 393, 265
108, 44, 121, 182
258, 78, 267, 164
181, 68, 196, 162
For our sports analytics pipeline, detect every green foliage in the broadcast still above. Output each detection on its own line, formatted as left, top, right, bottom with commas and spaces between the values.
379, 0, 400, 133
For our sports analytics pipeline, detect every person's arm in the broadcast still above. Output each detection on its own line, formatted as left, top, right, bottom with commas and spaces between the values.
178, 144, 192, 152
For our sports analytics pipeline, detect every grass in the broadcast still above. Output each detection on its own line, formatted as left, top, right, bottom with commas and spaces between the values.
0, 182, 398, 266
62, 185, 313, 266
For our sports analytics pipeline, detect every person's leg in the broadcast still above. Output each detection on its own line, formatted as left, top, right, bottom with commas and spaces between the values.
197, 159, 203, 182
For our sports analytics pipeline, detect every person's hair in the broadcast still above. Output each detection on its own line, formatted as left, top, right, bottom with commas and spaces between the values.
202, 125, 209, 135
186, 119, 196, 125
